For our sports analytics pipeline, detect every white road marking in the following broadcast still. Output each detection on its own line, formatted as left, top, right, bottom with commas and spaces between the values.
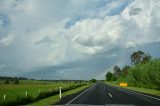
108, 92, 113, 98
66, 84, 94, 105
121, 88, 160, 101
104, 83, 160, 101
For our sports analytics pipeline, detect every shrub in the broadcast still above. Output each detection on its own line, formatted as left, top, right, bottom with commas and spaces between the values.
4, 79, 9, 84
118, 59, 160, 90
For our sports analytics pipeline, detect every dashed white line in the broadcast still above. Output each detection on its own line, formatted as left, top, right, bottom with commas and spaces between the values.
108, 92, 113, 98
104, 83, 160, 101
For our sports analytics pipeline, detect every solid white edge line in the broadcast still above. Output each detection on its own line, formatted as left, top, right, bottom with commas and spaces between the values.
66, 84, 94, 105
108, 92, 113, 98
105, 83, 160, 101
121, 88, 160, 101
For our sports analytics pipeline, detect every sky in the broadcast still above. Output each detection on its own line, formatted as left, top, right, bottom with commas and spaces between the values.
0, 0, 160, 80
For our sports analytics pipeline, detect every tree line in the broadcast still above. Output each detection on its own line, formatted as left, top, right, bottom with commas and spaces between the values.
106, 50, 160, 90
0, 76, 29, 84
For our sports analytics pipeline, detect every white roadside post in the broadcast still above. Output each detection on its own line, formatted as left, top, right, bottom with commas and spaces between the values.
39, 89, 41, 93
3, 94, 6, 100
59, 87, 62, 99
25, 91, 28, 98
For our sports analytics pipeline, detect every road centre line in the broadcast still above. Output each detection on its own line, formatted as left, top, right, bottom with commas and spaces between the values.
108, 92, 113, 98
104, 83, 160, 101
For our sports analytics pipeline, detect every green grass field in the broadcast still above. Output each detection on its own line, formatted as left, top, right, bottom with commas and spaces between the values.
0, 80, 87, 106
30, 85, 90, 106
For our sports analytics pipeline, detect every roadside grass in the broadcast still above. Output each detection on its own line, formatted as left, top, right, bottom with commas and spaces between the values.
104, 81, 160, 96
0, 82, 72, 103
0, 80, 87, 106
104, 81, 119, 86
30, 85, 90, 106
0, 80, 5, 84
117, 60, 160, 90
123, 86, 160, 96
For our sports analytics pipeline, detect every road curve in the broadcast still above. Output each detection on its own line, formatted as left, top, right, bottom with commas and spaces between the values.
55, 82, 160, 106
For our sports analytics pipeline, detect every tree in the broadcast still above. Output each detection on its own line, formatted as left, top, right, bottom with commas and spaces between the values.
4, 79, 9, 84
90, 79, 97, 83
131, 50, 151, 65
131, 50, 144, 65
121, 65, 130, 75
106, 72, 116, 81
142, 53, 151, 64
113, 65, 121, 77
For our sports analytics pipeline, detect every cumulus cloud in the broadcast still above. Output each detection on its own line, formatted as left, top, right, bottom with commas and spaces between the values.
0, 35, 14, 46
129, 7, 142, 15
0, 0, 160, 79
66, 16, 124, 54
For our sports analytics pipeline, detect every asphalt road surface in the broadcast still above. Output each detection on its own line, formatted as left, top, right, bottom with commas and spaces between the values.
55, 82, 160, 106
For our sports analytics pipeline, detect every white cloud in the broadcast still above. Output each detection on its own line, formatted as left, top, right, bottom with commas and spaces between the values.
0, 0, 160, 79
64, 0, 160, 56
121, 0, 160, 45
0, 35, 14, 46
66, 16, 124, 54
125, 41, 136, 48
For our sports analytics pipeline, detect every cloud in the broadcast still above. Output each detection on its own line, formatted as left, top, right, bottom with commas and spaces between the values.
0, 35, 14, 46
66, 16, 124, 54
129, 7, 142, 15
0, 0, 160, 79
0, 64, 6, 70
0, 13, 11, 40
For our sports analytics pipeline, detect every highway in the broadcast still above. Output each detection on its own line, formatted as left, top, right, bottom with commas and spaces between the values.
55, 82, 160, 106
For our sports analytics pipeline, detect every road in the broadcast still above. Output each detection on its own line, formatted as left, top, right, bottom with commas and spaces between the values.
55, 82, 160, 106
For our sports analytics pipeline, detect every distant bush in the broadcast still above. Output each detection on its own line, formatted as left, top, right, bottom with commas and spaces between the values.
13, 79, 19, 84
4, 79, 19, 84
89, 79, 97, 83
4, 79, 9, 84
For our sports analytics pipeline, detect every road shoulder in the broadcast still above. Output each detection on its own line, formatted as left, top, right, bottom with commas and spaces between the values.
104, 82, 160, 98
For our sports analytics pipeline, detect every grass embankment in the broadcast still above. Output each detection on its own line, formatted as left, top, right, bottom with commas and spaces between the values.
0, 80, 87, 106
118, 59, 160, 90
105, 81, 160, 96
30, 85, 90, 106
107, 59, 160, 92
123, 86, 160, 96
